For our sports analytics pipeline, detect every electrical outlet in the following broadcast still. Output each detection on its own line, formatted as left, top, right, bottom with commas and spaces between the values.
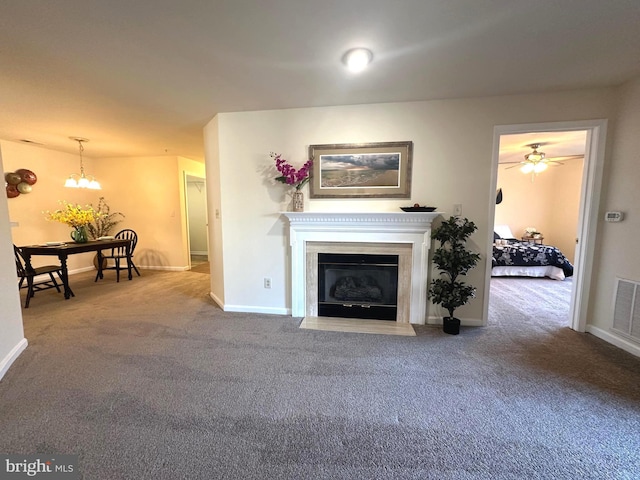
264, 277, 272, 289
453, 204, 462, 216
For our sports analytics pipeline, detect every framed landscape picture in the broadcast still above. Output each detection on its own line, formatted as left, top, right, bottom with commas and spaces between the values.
309, 141, 413, 198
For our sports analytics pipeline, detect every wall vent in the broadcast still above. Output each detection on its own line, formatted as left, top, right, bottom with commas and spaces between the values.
612, 277, 640, 343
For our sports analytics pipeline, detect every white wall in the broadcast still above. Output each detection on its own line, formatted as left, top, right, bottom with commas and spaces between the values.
0, 145, 27, 381
548, 158, 584, 263
205, 87, 616, 322
98, 155, 185, 269
203, 117, 225, 306
588, 77, 640, 348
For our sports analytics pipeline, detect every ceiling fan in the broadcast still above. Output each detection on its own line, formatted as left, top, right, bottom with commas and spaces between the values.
504, 143, 584, 176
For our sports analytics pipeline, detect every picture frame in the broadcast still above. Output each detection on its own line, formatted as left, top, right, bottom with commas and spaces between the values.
309, 141, 413, 199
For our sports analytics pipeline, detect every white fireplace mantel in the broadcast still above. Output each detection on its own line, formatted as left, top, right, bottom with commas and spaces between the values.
282, 212, 441, 324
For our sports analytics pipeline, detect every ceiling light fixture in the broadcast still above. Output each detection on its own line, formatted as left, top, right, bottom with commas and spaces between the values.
342, 47, 373, 73
519, 144, 549, 176
64, 137, 101, 189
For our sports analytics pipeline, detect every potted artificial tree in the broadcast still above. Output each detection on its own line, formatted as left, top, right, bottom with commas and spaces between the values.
428, 216, 481, 335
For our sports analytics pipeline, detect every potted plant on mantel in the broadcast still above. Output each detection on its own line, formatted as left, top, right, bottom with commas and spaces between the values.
428, 216, 481, 335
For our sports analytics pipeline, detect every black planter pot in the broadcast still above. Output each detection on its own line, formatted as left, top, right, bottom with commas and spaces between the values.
443, 317, 461, 335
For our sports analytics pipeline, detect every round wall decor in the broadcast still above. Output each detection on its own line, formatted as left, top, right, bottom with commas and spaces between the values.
5, 169, 37, 198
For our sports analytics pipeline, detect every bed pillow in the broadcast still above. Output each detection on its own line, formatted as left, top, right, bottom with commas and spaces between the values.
494, 224, 515, 239
494, 231, 501, 241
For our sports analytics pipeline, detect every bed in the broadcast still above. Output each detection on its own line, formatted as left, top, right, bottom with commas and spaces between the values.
492, 225, 574, 281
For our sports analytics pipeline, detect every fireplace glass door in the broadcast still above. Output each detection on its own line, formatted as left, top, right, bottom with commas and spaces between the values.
317, 253, 399, 320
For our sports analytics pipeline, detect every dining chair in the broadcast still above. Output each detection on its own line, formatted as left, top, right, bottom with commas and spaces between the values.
14, 245, 63, 308
100, 229, 141, 282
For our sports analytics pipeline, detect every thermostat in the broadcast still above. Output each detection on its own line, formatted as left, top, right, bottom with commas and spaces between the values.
605, 211, 624, 222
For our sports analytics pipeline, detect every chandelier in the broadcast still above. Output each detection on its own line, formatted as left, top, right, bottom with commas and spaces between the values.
64, 137, 101, 189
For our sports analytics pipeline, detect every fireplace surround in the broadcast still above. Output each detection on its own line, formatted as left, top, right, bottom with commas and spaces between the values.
282, 212, 440, 324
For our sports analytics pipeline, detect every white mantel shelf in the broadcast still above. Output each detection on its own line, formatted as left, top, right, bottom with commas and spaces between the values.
283, 211, 441, 228
282, 211, 443, 324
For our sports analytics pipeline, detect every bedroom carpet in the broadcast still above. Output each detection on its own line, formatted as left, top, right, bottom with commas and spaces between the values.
1, 270, 639, 479
488, 276, 573, 327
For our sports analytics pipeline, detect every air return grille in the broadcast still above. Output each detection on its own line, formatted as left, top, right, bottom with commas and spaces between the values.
612, 278, 640, 343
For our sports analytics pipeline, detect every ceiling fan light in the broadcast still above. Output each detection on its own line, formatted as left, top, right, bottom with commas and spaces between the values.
520, 163, 535, 174
534, 162, 548, 173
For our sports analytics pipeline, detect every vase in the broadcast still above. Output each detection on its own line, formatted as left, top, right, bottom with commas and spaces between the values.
292, 190, 304, 212
70, 225, 89, 243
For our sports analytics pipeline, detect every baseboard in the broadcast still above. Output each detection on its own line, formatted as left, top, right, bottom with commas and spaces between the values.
140, 266, 190, 272
71, 265, 190, 273
209, 292, 223, 309
0, 338, 28, 381
190, 251, 208, 256
204, 297, 482, 322
208, 295, 290, 315
69, 265, 96, 275
200, 307, 481, 322
223, 304, 290, 315
426, 316, 484, 327
586, 325, 640, 358
207, 296, 485, 321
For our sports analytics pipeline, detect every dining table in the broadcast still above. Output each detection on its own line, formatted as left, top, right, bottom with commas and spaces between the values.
19, 238, 133, 300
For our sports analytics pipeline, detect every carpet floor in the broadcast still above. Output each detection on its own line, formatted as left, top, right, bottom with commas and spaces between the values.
488, 276, 573, 327
1, 270, 639, 479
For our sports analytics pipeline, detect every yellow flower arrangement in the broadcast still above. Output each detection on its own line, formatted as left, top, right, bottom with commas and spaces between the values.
45, 201, 101, 228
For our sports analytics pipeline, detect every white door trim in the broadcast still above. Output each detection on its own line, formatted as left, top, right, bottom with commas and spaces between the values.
483, 119, 608, 332
183, 171, 209, 269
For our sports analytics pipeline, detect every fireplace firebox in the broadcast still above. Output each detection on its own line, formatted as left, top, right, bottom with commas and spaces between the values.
318, 253, 399, 320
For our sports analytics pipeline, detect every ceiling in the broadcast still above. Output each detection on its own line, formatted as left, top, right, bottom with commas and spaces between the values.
498, 130, 587, 165
1, 1, 639, 161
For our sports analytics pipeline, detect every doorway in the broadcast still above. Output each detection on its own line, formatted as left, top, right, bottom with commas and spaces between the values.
184, 174, 209, 270
484, 120, 608, 332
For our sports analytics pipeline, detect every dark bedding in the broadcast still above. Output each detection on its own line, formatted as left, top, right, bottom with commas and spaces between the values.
492, 239, 574, 277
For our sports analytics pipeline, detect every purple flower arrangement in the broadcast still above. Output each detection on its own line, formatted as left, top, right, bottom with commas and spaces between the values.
271, 152, 313, 191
